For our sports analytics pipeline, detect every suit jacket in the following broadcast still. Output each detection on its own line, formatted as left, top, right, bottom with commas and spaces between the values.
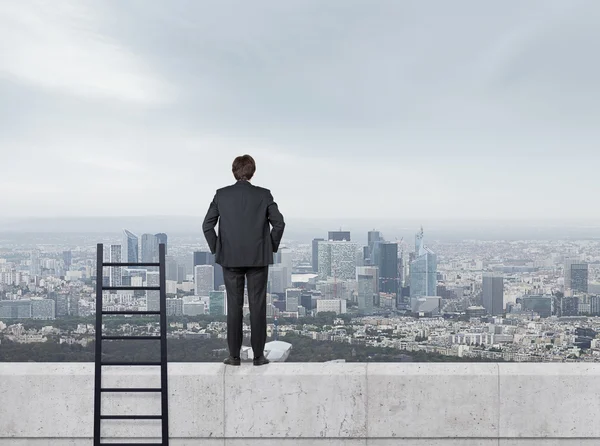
202, 180, 285, 267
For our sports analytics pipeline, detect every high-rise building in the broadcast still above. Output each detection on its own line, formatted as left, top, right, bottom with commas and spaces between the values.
318, 241, 358, 280
141, 234, 158, 263
54, 294, 70, 317
155, 233, 168, 254
328, 231, 351, 241
560, 296, 579, 317
410, 229, 437, 298
357, 272, 375, 315
482, 273, 504, 316
209, 290, 227, 316
123, 230, 139, 264
146, 272, 160, 311
268, 265, 286, 294
565, 261, 588, 294
285, 288, 301, 312
521, 295, 552, 318
277, 248, 293, 289
378, 243, 398, 296
195, 265, 214, 296
177, 265, 186, 283
312, 238, 324, 273
166, 256, 178, 282
166, 298, 183, 316
30, 249, 41, 276
62, 251, 72, 269
356, 266, 379, 296
109, 245, 122, 287
193, 251, 224, 290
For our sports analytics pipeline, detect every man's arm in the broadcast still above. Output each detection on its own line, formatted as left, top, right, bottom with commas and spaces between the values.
266, 191, 285, 253
202, 193, 219, 254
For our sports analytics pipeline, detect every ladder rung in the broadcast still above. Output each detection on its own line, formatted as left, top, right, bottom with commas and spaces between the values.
103, 286, 160, 291
103, 262, 160, 267
102, 336, 161, 340
101, 361, 162, 366
101, 387, 162, 393
99, 443, 163, 446
100, 415, 162, 420
102, 311, 161, 315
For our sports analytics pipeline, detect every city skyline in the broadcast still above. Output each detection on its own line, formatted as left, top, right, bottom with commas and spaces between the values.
1, 1, 600, 220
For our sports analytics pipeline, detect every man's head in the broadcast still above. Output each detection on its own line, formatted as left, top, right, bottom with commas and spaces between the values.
232, 154, 256, 181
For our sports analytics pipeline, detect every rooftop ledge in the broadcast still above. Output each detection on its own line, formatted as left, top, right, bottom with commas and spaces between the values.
1, 363, 599, 445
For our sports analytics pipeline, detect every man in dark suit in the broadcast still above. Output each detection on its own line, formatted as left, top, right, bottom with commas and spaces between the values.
202, 155, 285, 366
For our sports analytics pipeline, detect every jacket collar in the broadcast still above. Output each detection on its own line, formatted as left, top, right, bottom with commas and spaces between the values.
235, 180, 252, 186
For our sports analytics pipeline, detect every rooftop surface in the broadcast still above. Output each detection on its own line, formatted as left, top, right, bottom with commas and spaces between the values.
1, 362, 598, 445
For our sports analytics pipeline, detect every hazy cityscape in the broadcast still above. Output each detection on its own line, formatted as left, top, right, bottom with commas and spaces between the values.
2, 224, 600, 363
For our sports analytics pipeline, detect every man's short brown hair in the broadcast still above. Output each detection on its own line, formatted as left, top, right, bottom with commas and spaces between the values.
232, 155, 256, 181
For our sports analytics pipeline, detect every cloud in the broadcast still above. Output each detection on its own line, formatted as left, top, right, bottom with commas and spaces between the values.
0, 1, 174, 104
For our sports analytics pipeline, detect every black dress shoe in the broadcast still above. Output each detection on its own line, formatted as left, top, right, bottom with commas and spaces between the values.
223, 356, 241, 366
253, 356, 270, 366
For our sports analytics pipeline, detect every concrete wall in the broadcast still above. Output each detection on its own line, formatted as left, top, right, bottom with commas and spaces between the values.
1, 363, 598, 445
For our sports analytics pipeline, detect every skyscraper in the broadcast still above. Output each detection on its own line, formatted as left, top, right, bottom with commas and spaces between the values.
166, 256, 178, 282
410, 229, 437, 298
357, 272, 375, 315
193, 251, 224, 290
123, 230, 139, 264
565, 260, 588, 294
285, 288, 301, 312
312, 238, 324, 273
30, 249, 41, 276
317, 241, 358, 280
328, 231, 351, 241
109, 245, 122, 287
141, 234, 158, 263
146, 271, 160, 311
378, 243, 398, 296
209, 290, 227, 316
155, 233, 168, 254
195, 265, 214, 296
62, 250, 72, 269
365, 230, 383, 266
482, 272, 504, 316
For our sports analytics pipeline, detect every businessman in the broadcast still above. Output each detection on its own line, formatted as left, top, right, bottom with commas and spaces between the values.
202, 155, 285, 366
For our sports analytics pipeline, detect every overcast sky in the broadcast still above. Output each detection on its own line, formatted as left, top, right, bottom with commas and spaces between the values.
0, 1, 599, 222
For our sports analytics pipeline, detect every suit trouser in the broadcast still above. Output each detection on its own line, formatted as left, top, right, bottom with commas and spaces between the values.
222, 266, 269, 359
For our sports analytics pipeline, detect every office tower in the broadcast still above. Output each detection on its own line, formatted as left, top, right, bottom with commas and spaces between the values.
482, 273, 504, 316
312, 238, 324, 272
300, 292, 313, 311
55, 294, 69, 317
193, 251, 224, 290
141, 234, 158, 263
209, 290, 227, 316
195, 265, 214, 296
183, 301, 205, 316
356, 266, 379, 295
268, 265, 286, 294
31, 299, 56, 320
166, 256, 178, 282
62, 251, 72, 268
318, 241, 358, 280
560, 296, 579, 316
285, 288, 301, 312
155, 233, 168, 254
30, 249, 41, 276
378, 243, 398, 296
410, 229, 437, 298
146, 272, 160, 311
357, 272, 375, 315
521, 295, 552, 318
328, 231, 351, 241
123, 230, 139, 264
278, 248, 293, 288
565, 262, 589, 294
109, 245, 122, 287
591, 296, 600, 316
177, 265, 186, 283
0, 300, 32, 318
166, 298, 183, 316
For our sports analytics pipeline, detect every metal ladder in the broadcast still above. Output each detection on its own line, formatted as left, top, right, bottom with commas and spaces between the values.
93, 243, 169, 446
